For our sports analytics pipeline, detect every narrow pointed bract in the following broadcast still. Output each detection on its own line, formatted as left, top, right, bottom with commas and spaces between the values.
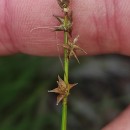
58, 35, 87, 63
48, 88, 61, 94
53, 15, 64, 24
57, 95, 65, 105
48, 75, 77, 105
54, 14, 72, 35
53, 15, 65, 32
69, 83, 78, 89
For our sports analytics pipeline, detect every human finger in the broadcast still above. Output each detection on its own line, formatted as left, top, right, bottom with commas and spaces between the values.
1, 0, 130, 56
102, 105, 130, 130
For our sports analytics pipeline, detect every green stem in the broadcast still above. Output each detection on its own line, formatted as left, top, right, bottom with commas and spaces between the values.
61, 97, 67, 130
61, 14, 69, 130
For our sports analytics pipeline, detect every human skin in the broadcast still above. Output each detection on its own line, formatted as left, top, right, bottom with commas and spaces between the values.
102, 106, 130, 130
1, 0, 130, 56
0, 0, 130, 129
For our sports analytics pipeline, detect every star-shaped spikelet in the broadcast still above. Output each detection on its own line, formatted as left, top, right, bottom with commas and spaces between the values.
59, 35, 87, 63
53, 12, 72, 36
48, 75, 77, 105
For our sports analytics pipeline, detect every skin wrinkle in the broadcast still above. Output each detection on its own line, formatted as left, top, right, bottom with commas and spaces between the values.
4, 0, 18, 54
0, 0, 14, 54
104, 0, 114, 53
93, 0, 106, 54
116, 0, 130, 55
112, 0, 122, 54
104, 0, 109, 33
104, 0, 117, 53
91, 0, 107, 54
92, 14, 102, 54
92, 0, 119, 54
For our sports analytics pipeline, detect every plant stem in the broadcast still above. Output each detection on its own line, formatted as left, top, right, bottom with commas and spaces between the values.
61, 97, 67, 130
61, 14, 69, 130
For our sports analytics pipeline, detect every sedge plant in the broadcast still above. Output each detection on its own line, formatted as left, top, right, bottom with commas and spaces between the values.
30, 0, 87, 129
48, 0, 87, 130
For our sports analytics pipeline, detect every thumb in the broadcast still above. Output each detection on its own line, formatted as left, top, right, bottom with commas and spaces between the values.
102, 106, 130, 130
0, 0, 130, 56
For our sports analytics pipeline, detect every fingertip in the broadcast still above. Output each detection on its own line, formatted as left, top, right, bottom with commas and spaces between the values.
102, 105, 130, 130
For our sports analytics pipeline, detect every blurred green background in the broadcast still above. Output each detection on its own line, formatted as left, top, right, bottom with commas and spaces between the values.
0, 54, 130, 130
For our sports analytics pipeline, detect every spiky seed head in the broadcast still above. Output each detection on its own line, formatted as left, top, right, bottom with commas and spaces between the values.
48, 75, 77, 105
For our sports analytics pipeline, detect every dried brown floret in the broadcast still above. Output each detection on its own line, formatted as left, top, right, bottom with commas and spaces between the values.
58, 35, 87, 63
54, 13, 72, 35
48, 75, 77, 105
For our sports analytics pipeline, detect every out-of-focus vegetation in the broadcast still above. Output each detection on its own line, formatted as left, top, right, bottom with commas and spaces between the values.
0, 54, 130, 130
